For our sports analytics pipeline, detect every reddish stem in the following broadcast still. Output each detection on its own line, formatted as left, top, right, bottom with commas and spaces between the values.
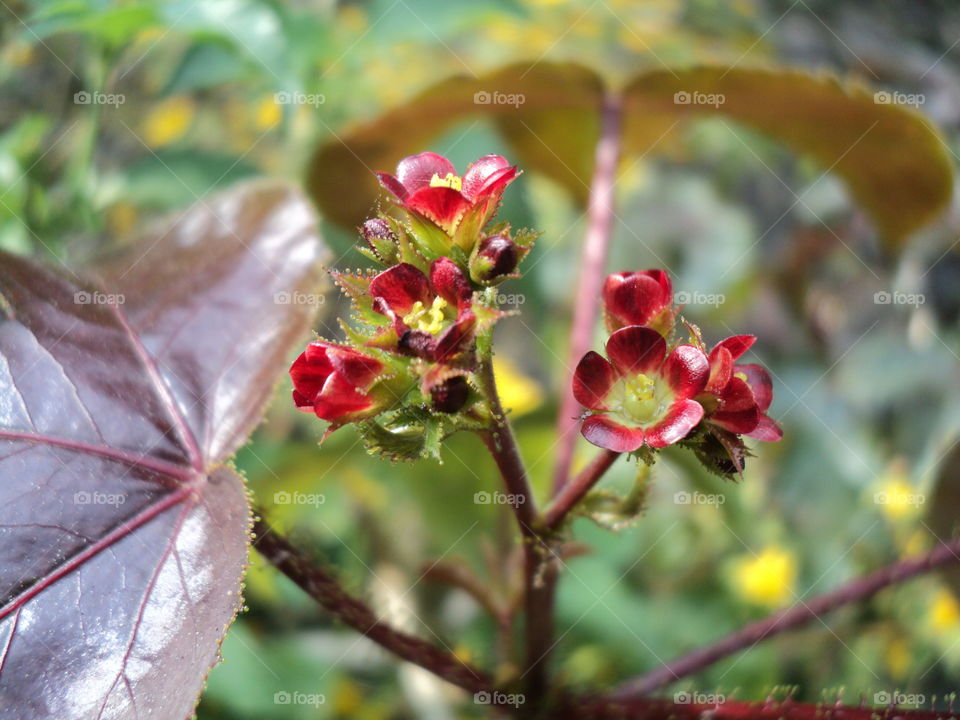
252, 516, 492, 694
612, 535, 960, 698
552, 92, 624, 496
477, 357, 557, 708
556, 696, 960, 720
543, 449, 620, 529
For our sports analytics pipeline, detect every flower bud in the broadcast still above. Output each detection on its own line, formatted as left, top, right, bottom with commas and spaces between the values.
361, 218, 399, 264
469, 234, 519, 284
431, 375, 469, 413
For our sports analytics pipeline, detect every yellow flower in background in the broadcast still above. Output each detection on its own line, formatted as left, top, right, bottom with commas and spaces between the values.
332, 677, 364, 717
494, 356, 543, 417
731, 546, 797, 608
873, 464, 923, 521
339, 5, 368, 33
929, 589, 960, 632
142, 96, 195, 147
884, 636, 911, 680
253, 95, 282, 131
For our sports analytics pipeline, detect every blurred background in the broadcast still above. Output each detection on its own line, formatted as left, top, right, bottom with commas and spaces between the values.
3, 0, 960, 717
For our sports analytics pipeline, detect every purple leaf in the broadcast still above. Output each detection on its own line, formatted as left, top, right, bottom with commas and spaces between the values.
0, 182, 325, 720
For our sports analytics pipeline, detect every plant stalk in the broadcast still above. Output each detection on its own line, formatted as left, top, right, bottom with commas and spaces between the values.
612, 534, 960, 698
551, 92, 624, 497
543, 449, 621, 529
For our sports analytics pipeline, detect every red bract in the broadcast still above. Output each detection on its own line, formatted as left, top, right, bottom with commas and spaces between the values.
573, 325, 709, 452
377, 152, 518, 237
701, 335, 782, 442
603, 270, 675, 334
291, 342, 393, 425
369, 258, 477, 362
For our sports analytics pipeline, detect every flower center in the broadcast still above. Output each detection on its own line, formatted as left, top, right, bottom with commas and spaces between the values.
620, 373, 663, 424
402, 296, 448, 334
429, 172, 462, 191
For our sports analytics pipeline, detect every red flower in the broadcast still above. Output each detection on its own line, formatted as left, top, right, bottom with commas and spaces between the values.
369, 258, 477, 362
700, 335, 782, 442
573, 326, 710, 452
377, 152, 518, 237
603, 270, 675, 334
291, 342, 393, 425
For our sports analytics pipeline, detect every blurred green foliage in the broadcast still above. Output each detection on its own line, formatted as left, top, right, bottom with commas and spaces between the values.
4, 0, 960, 718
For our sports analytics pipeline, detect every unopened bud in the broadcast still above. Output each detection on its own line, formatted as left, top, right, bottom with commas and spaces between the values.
361, 218, 399, 264
431, 376, 469, 413
469, 234, 519, 284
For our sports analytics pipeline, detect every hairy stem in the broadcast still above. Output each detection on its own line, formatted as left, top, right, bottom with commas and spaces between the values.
543, 449, 621, 529
612, 535, 960, 698
252, 516, 492, 694
552, 92, 624, 496
477, 357, 556, 707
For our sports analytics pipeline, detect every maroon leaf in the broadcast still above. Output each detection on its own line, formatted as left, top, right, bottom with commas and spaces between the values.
0, 182, 325, 719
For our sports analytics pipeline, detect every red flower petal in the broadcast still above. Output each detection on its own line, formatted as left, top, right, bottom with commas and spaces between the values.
581, 415, 646, 452
434, 310, 476, 361
711, 407, 761, 434
313, 373, 376, 420
717, 376, 756, 412
716, 334, 756, 361
706, 345, 733, 393
395, 152, 457, 194
430, 257, 472, 306
376, 172, 409, 202
324, 344, 383, 388
289, 344, 333, 403
663, 344, 709, 398
645, 399, 704, 448
461, 155, 512, 197
405, 186, 472, 231
605, 325, 666, 376
603, 270, 672, 328
747, 415, 783, 442
737, 363, 773, 411
573, 351, 617, 410
370, 263, 431, 317
464, 163, 518, 201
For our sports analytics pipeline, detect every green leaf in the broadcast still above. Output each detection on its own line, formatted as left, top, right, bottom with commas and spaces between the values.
622, 66, 953, 247
308, 62, 951, 250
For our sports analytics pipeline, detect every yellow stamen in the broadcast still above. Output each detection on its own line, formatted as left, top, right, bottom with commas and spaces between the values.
621, 374, 662, 424
402, 296, 448, 335
429, 172, 462, 191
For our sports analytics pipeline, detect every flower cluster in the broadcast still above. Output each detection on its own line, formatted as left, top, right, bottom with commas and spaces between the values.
290, 152, 535, 458
574, 270, 781, 475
